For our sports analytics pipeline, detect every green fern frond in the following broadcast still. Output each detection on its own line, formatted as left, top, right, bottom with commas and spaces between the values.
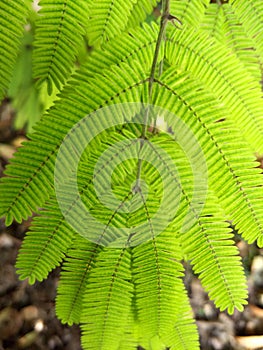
169, 305, 200, 350
82, 23, 161, 78
86, 0, 137, 46
118, 310, 138, 350
165, 26, 263, 154
118, 318, 139, 350
200, 3, 224, 42
15, 197, 75, 284
133, 229, 199, 349
170, 0, 209, 27
0, 0, 27, 100
229, 0, 263, 61
56, 235, 102, 325
0, 62, 148, 225
33, 0, 89, 94
0, 137, 59, 225
81, 248, 133, 350
153, 68, 263, 247
182, 192, 247, 314
200, 3, 262, 82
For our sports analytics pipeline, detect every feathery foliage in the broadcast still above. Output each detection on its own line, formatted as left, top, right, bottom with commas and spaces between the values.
1, 0, 263, 349
33, 0, 89, 94
0, 0, 27, 101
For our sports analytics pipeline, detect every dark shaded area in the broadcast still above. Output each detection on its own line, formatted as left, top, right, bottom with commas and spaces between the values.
0, 219, 81, 350
210, 0, 229, 4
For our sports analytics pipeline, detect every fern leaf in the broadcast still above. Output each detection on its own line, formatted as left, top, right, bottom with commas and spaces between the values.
56, 235, 102, 325
0, 62, 148, 224
153, 68, 263, 248
0, 0, 27, 100
201, 3, 262, 82
118, 308, 139, 350
0, 137, 59, 224
170, 0, 209, 27
181, 192, 247, 314
33, 0, 89, 94
166, 26, 263, 154
81, 248, 133, 350
82, 23, 161, 78
200, 3, 226, 43
15, 198, 74, 284
169, 307, 200, 350
0, 24, 163, 225
86, 0, 136, 46
54, 124, 199, 346
229, 0, 263, 60
133, 229, 199, 349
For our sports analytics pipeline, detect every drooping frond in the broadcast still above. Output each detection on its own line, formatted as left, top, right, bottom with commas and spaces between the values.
118, 309, 138, 350
133, 229, 199, 349
0, 61, 148, 225
81, 23, 161, 78
49, 119, 200, 348
170, 0, 209, 27
169, 303, 200, 350
153, 68, 263, 247
0, 137, 58, 225
229, 0, 263, 61
33, 0, 89, 94
56, 235, 102, 325
181, 192, 247, 314
80, 248, 133, 350
0, 0, 27, 101
199, 3, 224, 42
15, 197, 75, 284
165, 26, 263, 154
86, 0, 136, 46
200, 3, 262, 82
53, 123, 199, 340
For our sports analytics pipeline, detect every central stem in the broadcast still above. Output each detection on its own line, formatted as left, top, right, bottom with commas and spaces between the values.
134, 0, 170, 192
